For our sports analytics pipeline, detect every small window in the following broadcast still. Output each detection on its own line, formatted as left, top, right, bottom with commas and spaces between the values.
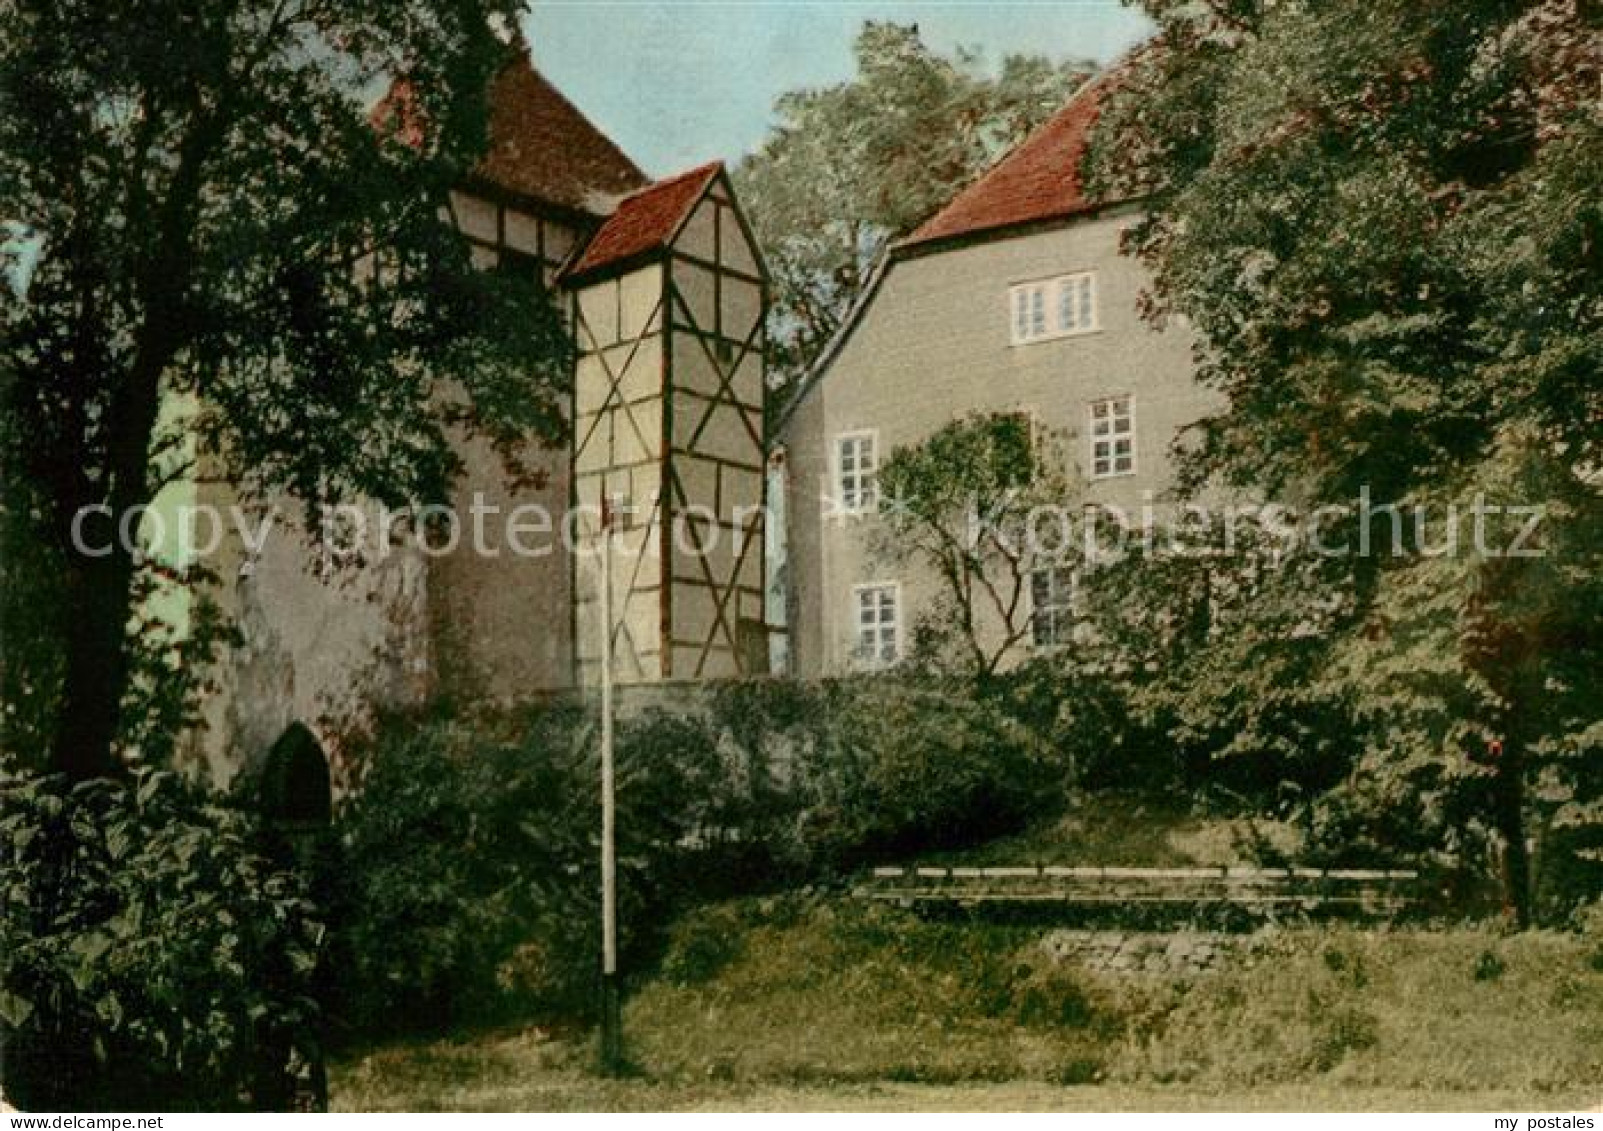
1057, 273, 1096, 334
1010, 272, 1097, 344
853, 583, 899, 667
1013, 285, 1047, 342
1031, 566, 1076, 649
836, 432, 878, 513
1089, 395, 1135, 478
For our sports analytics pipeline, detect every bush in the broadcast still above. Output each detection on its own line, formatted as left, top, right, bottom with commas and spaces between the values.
657, 904, 747, 986
0, 769, 322, 1110
988, 658, 1165, 791
793, 679, 1057, 867
322, 703, 735, 1038
322, 680, 1064, 1038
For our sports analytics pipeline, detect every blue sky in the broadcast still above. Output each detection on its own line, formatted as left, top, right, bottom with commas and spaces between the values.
521, 1, 1154, 178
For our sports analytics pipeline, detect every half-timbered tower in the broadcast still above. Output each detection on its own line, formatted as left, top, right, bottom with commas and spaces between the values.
562, 163, 770, 686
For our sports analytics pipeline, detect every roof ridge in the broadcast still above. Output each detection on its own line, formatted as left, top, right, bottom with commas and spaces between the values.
974, 70, 1104, 184
898, 71, 1111, 251
619, 159, 723, 203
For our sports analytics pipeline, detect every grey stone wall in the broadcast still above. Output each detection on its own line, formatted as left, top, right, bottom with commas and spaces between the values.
1039, 929, 1272, 978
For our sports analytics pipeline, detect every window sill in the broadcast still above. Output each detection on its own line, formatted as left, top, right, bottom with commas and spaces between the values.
1009, 326, 1104, 348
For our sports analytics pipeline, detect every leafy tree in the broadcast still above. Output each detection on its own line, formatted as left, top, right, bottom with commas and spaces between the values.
735, 22, 1095, 420
874, 413, 1087, 687
1075, 504, 1366, 806
1087, 0, 1602, 922
0, 2, 570, 780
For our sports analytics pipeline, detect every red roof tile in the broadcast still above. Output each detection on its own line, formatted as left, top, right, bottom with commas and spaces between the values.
899, 78, 1109, 251
563, 161, 723, 281
371, 56, 647, 216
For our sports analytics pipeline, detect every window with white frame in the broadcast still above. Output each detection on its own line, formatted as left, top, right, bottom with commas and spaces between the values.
1031, 566, 1075, 649
853, 583, 899, 667
836, 431, 878, 513
1010, 272, 1097, 344
1088, 395, 1135, 478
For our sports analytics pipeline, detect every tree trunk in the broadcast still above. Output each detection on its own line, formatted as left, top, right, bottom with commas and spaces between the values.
1492, 739, 1532, 929
48, 320, 167, 781
1462, 562, 1539, 930
50, 539, 140, 781
42, 83, 234, 782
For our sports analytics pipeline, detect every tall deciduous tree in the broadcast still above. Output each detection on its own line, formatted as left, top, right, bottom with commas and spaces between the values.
735, 22, 1095, 420
1086, 0, 1602, 923
0, 2, 570, 780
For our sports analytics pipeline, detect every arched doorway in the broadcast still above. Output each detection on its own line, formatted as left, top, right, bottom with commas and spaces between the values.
259, 722, 332, 830
256, 722, 332, 1111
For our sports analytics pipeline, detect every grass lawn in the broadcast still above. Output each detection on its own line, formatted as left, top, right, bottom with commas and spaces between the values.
334, 1036, 1603, 1113
332, 894, 1603, 1112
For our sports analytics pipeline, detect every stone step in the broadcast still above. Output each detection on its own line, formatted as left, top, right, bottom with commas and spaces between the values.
858, 862, 1424, 916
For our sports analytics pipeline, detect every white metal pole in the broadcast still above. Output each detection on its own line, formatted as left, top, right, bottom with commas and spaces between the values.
598, 498, 621, 1070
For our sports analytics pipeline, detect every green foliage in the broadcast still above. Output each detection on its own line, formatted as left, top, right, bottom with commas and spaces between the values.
0, 378, 61, 758
737, 23, 1094, 411
0, 768, 323, 1110
989, 658, 1173, 792
1473, 950, 1506, 982
657, 904, 747, 987
323, 681, 1064, 1037
2, 1, 570, 778
1084, 0, 1603, 919
116, 566, 244, 769
335, 898, 1603, 1106
322, 704, 739, 1036
804, 679, 1058, 863
1077, 515, 1365, 806
703, 677, 1064, 869
1120, 926, 1603, 1091
629, 897, 1115, 1085
873, 414, 1086, 683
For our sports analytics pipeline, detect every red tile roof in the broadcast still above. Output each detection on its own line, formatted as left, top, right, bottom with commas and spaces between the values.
899, 78, 1109, 251
371, 55, 647, 217
563, 161, 723, 281
475, 56, 647, 214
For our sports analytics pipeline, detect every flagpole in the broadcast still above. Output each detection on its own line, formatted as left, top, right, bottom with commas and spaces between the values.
598, 495, 622, 1073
